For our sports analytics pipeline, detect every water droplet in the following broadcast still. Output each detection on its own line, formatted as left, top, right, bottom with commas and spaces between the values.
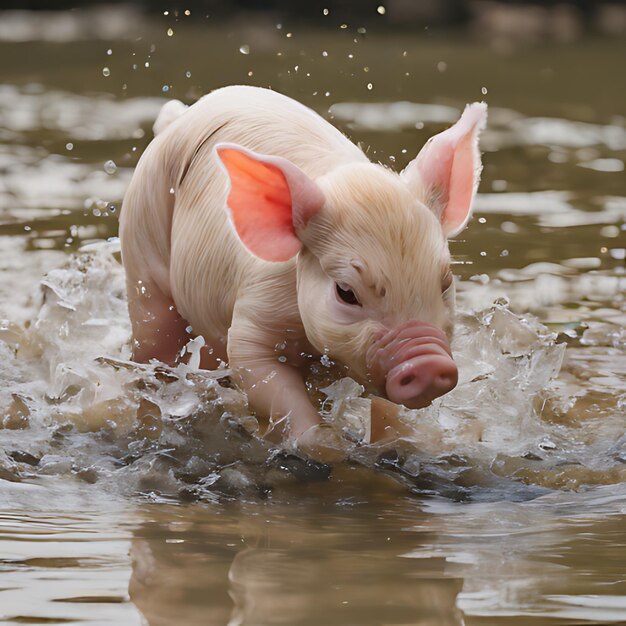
167, 28, 174, 36
367, 82, 373, 90
162, 85, 169, 92
478, 217, 487, 224
320, 354, 332, 367
103, 160, 117, 175
92, 208, 102, 217
278, 356, 287, 363
106, 48, 112, 56
239, 44, 250, 55
340, 23, 348, 29
286, 32, 293, 38
323, 8, 329, 15
65, 142, 73, 151
357, 27, 367, 34
163, 10, 169, 15
184, 9, 191, 16
144, 61, 150, 68
248, 71, 254, 77
185, 70, 191, 78
437, 61, 447, 72
377, 5, 386, 15
322, 50, 328, 57
481, 86, 488, 95
102, 67, 110, 77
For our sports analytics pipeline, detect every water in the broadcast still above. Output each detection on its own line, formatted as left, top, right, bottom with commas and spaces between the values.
0, 8, 625, 625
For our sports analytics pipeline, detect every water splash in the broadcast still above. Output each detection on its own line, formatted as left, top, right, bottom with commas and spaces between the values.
1, 241, 622, 501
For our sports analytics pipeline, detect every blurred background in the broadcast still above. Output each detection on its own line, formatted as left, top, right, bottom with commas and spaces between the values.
0, 0, 624, 286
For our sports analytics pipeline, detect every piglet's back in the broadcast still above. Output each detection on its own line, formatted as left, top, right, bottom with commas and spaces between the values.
169, 85, 366, 177
161, 86, 366, 338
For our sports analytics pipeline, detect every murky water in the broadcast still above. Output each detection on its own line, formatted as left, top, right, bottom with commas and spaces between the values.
0, 8, 625, 625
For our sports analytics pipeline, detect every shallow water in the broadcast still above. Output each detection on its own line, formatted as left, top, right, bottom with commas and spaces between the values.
0, 8, 625, 625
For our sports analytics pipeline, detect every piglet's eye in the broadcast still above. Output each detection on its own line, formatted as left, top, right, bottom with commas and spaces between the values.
336, 283, 361, 306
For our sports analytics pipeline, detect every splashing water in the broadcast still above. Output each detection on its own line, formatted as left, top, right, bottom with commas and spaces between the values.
1, 240, 622, 503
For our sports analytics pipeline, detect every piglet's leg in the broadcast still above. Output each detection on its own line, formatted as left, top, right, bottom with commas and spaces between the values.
127, 280, 227, 370
126, 279, 190, 365
228, 310, 321, 441
369, 396, 414, 443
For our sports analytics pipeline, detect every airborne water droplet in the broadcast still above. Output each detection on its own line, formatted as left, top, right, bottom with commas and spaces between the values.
104, 160, 117, 175
239, 45, 250, 55
102, 67, 110, 77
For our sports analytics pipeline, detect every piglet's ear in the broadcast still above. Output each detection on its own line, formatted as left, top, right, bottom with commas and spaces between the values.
216, 143, 325, 262
402, 102, 487, 238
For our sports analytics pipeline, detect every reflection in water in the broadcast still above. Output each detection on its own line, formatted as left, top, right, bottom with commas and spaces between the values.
126, 482, 626, 626
1, 481, 624, 625
128, 497, 466, 626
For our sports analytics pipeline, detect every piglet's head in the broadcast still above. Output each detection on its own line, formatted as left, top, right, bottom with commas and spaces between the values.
216, 101, 487, 411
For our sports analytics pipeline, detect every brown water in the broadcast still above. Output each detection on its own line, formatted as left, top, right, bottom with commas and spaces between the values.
0, 8, 625, 625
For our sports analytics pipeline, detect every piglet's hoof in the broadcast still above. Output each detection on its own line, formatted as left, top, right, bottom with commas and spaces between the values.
293, 423, 348, 465
369, 396, 414, 444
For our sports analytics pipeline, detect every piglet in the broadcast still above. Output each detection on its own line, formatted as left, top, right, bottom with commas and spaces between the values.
120, 86, 486, 444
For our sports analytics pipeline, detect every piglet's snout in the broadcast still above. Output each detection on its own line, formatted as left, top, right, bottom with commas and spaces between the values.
367, 321, 458, 410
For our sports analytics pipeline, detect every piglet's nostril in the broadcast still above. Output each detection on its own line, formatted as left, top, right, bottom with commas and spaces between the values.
400, 375, 415, 386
